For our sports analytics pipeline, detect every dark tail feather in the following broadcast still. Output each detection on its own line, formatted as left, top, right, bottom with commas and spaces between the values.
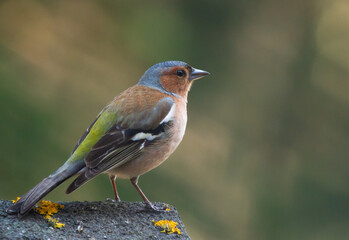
66, 168, 98, 194
7, 161, 85, 217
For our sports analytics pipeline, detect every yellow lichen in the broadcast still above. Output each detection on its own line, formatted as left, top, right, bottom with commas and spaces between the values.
45, 215, 65, 229
35, 200, 65, 228
163, 204, 171, 211
36, 200, 64, 216
12, 197, 21, 203
152, 220, 181, 234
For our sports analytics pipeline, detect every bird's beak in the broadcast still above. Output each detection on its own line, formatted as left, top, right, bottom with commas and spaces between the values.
189, 68, 210, 81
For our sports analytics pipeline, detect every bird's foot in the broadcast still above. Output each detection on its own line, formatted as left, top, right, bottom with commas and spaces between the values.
145, 202, 171, 212
106, 198, 121, 203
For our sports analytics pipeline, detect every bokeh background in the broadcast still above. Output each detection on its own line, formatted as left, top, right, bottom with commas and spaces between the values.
1, 0, 349, 239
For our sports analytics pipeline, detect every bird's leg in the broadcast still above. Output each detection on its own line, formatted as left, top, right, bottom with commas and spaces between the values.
109, 175, 121, 202
130, 176, 166, 211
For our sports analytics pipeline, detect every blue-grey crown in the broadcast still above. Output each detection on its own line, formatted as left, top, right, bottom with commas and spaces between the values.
138, 61, 189, 95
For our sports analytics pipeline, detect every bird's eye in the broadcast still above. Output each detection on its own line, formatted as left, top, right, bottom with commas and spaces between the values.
176, 70, 186, 78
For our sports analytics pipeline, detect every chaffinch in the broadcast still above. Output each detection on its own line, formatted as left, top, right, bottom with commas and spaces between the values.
7, 61, 209, 216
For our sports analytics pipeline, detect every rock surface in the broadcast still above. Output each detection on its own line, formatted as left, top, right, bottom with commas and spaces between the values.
0, 200, 190, 240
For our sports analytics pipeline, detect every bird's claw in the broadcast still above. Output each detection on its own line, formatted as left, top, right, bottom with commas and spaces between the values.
146, 202, 171, 212
106, 198, 121, 203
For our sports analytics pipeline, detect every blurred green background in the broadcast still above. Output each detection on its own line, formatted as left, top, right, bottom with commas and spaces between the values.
1, 0, 349, 239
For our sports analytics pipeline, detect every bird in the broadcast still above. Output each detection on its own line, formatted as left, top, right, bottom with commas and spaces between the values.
7, 61, 210, 216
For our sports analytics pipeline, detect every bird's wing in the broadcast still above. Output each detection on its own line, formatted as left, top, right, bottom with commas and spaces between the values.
66, 93, 175, 193
85, 96, 175, 169
67, 107, 118, 164
70, 111, 103, 156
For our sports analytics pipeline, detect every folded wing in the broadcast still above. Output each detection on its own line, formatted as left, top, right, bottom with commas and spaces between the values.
66, 96, 175, 193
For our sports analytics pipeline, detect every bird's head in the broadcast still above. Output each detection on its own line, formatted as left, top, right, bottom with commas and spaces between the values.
138, 61, 210, 98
